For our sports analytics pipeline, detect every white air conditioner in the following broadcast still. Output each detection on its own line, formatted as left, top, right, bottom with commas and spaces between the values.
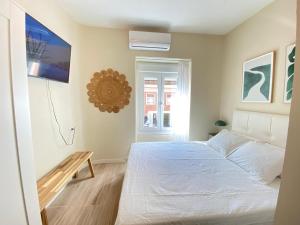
129, 31, 171, 51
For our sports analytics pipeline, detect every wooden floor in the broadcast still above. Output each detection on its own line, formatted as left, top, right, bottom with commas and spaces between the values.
47, 163, 126, 225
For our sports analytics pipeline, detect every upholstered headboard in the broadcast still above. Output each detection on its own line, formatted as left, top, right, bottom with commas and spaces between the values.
232, 110, 289, 148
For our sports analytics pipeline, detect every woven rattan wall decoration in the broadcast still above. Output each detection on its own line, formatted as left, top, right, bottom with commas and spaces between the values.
87, 69, 132, 113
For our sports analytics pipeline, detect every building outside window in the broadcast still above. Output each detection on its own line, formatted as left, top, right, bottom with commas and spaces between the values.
145, 93, 156, 105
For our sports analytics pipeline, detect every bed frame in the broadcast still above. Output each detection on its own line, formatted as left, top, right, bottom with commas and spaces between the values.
232, 110, 290, 148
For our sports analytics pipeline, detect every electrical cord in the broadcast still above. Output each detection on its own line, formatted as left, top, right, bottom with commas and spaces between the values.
46, 80, 75, 145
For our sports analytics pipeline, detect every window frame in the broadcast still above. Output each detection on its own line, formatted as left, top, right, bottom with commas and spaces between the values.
136, 65, 178, 134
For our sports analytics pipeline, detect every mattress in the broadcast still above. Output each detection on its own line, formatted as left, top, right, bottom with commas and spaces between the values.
115, 142, 280, 225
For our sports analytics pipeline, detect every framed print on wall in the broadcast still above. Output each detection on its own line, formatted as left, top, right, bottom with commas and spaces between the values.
284, 43, 296, 103
242, 52, 274, 103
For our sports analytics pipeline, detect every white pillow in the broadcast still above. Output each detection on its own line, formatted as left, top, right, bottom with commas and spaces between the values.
228, 141, 285, 184
208, 129, 250, 157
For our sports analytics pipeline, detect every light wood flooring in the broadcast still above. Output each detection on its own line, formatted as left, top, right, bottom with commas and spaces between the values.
47, 163, 126, 225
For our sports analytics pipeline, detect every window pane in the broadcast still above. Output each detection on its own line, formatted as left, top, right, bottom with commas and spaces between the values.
144, 78, 158, 128
163, 78, 177, 128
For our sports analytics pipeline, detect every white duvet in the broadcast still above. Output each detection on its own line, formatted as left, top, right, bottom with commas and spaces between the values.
115, 142, 280, 225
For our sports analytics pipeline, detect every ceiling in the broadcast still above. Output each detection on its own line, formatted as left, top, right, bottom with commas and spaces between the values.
56, 0, 274, 35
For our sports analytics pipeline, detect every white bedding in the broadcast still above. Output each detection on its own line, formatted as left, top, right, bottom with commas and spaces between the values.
115, 142, 280, 225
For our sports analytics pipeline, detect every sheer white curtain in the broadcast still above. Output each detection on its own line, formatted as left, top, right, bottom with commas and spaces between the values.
171, 61, 191, 141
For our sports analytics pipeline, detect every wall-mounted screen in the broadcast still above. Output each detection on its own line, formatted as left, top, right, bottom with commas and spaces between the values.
25, 14, 71, 83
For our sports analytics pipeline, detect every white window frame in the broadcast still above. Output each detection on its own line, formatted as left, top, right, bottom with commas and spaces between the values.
136, 61, 179, 134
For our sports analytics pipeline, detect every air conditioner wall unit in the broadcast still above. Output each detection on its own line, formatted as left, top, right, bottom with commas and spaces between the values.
129, 31, 171, 51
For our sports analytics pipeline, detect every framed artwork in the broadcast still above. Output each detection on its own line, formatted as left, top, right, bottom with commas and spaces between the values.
242, 52, 274, 103
284, 43, 296, 103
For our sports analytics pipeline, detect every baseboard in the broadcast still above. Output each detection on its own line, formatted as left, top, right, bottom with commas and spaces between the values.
92, 158, 127, 164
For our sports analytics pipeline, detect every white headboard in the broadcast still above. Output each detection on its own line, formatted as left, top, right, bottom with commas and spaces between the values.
232, 110, 289, 148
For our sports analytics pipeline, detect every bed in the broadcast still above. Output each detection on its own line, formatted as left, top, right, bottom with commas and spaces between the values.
115, 110, 289, 225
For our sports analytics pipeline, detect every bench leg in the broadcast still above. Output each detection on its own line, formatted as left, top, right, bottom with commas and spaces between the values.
88, 158, 95, 178
41, 209, 49, 225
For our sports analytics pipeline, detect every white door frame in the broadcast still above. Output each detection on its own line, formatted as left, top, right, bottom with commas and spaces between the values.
9, 2, 42, 225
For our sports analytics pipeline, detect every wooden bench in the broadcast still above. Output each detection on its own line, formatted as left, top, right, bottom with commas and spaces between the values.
37, 151, 95, 225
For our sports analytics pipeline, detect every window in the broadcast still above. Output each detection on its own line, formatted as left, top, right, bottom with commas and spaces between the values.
143, 77, 159, 128
141, 74, 178, 131
145, 93, 156, 105
163, 78, 177, 128
136, 58, 191, 139
165, 93, 172, 106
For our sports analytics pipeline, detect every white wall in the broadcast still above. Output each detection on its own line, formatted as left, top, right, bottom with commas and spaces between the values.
15, 0, 85, 178
79, 27, 224, 161
219, 0, 296, 124
274, 1, 300, 223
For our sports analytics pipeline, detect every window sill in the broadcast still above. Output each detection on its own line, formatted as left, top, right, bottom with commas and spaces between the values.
138, 130, 172, 135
